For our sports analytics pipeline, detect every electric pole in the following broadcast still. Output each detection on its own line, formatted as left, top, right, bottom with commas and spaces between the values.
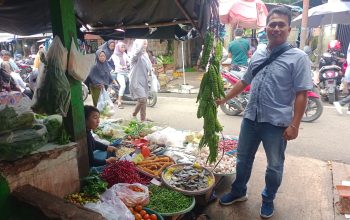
300, 0, 310, 49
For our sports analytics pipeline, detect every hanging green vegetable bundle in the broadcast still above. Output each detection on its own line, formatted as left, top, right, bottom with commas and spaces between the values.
197, 32, 225, 163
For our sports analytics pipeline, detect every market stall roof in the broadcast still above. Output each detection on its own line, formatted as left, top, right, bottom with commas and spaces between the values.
0, 0, 211, 40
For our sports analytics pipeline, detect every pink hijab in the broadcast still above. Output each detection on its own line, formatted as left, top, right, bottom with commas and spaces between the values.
113, 41, 126, 66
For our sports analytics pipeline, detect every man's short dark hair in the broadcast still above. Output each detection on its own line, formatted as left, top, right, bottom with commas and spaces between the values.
266, 7, 292, 26
234, 28, 244, 37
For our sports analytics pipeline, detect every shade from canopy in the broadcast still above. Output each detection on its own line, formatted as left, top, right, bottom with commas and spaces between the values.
0, 0, 211, 40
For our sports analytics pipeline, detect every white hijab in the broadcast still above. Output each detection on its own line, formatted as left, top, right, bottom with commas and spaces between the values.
130, 39, 152, 70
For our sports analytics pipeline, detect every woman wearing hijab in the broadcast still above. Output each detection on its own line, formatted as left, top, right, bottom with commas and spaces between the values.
99, 40, 115, 61
87, 49, 114, 107
0, 61, 20, 92
129, 39, 152, 121
111, 41, 130, 108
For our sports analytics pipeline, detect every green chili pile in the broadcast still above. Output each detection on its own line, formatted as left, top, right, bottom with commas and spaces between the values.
146, 184, 193, 214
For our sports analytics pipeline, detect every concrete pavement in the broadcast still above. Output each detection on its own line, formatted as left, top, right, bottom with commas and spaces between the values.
203, 151, 339, 220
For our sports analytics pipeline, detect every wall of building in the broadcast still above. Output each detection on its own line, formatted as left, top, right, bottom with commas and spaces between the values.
148, 40, 169, 56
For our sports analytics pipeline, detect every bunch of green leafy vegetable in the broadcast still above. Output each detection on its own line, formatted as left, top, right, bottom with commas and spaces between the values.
94, 127, 114, 142
123, 120, 154, 138
43, 115, 63, 141
156, 55, 174, 65
0, 124, 48, 160
82, 172, 108, 197
56, 127, 70, 145
0, 106, 34, 133
34, 114, 47, 120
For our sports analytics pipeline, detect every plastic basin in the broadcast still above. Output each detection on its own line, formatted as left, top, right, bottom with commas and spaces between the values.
143, 208, 164, 220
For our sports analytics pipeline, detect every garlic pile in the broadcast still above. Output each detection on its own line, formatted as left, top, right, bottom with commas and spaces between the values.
196, 148, 236, 175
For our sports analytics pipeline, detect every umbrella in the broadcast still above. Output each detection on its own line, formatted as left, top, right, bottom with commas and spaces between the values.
291, 1, 350, 28
219, 0, 268, 29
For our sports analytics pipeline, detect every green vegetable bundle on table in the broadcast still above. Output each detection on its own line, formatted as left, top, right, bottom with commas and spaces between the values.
82, 172, 108, 197
197, 31, 225, 163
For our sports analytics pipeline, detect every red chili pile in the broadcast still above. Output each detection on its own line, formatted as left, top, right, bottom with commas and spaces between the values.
100, 160, 152, 187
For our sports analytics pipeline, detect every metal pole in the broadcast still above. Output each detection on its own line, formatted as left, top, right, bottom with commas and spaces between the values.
300, 0, 310, 49
182, 41, 186, 85
330, 11, 334, 36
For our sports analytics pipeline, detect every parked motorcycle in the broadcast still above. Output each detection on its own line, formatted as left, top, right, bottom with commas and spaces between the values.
16, 62, 33, 83
107, 77, 157, 107
318, 41, 346, 104
318, 64, 343, 104
220, 69, 323, 122
220, 68, 249, 116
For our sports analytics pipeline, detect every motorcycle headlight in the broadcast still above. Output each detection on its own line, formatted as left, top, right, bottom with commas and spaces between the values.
322, 73, 326, 78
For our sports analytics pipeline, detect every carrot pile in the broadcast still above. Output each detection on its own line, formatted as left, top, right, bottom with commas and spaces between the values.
136, 155, 174, 178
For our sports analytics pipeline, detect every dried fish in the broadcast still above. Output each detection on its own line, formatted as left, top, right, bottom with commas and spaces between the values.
167, 165, 211, 191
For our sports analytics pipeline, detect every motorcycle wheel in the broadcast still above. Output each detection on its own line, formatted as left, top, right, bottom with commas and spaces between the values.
147, 91, 157, 107
328, 92, 336, 104
220, 98, 242, 116
301, 97, 323, 122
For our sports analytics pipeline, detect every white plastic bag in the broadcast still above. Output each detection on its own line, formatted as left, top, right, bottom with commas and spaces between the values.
100, 189, 136, 220
46, 36, 68, 72
145, 127, 185, 147
107, 183, 149, 207
85, 200, 134, 220
150, 72, 160, 92
31, 36, 71, 116
68, 38, 95, 81
96, 88, 115, 117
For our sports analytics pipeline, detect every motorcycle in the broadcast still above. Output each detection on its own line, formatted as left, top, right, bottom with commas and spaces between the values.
16, 59, 33, 82
318, 51, 345, 104
220, 69, 323, 122
107, 76, 157, 107
220, 67, 250, 116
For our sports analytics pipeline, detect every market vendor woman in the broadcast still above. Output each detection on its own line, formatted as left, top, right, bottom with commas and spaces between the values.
84, 105, 117, 168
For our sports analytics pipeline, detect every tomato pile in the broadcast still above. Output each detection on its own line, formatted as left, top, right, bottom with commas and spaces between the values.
128, 185, 144, 192
129, 205, 158, 220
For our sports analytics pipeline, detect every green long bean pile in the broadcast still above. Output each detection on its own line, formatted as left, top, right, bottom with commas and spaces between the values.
146, 185, 193, 214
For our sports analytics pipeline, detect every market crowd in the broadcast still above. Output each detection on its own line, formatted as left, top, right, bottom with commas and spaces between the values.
0, 49, 33, 98
85, 39, 156, 121
84, 39, 159, 170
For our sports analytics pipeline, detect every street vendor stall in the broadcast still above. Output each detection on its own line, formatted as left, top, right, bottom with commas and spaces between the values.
61, 118, 238, 219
